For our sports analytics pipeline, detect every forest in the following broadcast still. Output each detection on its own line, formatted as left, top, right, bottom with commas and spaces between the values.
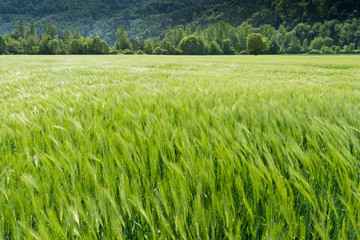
0, 17, 360, 55
0, 0, 359, 43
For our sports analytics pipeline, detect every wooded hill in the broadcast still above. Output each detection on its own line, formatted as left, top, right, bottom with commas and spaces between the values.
0, 0, 359, 43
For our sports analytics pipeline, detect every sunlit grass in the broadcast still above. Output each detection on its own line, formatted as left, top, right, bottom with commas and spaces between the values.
1, 55, 360, 239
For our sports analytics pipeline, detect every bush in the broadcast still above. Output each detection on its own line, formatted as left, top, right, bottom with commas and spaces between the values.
122, 49, 135, 55
30, 46, 39, 55
136, 50, 143, 55
320, 46, 333, 54
334, 46, 342, 54
308, 49, 320, 54
153, 47, 164, 55
348, 43, 356, 52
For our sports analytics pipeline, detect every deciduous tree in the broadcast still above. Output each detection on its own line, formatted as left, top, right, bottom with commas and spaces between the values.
246, 33, 269, 55
0, 35, 7, 54
115, 26, 131, 51
179, 35, 200, 55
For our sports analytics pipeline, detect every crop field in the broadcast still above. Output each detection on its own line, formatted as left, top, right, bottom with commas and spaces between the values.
1, 55, 360, 239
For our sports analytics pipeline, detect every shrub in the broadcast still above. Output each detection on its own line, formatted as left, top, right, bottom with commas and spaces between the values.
320, 46, 333, 54
348, 43, 356, 52
153, 47, 164, 55
309, 49, 320, 54
122, 49, 135, 55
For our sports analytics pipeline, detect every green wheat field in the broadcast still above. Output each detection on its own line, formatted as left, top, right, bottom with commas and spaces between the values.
1, 55, 360, 239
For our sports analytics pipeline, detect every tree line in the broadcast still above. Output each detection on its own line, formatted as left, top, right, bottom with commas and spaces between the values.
0, 21, 110, 55
1, 19, 360, 55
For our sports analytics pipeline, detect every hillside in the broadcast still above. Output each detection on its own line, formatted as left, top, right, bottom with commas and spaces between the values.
0, 0, 359, 43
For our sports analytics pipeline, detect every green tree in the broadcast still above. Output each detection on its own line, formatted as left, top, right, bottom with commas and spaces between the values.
162, 40, 178, 55
6, 37, 21, 54
179, 35, 200, 55
276, 24, 287, 47
323, 37, 334, 47
215, 21, 229, 44
88, 37, 109, 54
222, 39, 235, 55
185, 25, 192, 36
281, 32, 300, 53
334, 45, 342, 53
17, 20, 26, 39
268, 37, 280, 54
115, 26, 131, 51
29, 21, 37, 36
206, 25, 216, 43
143, 39, 154, 54
39, 36, 51, 54
339, 23, 354, 46
129, 38, 142, 51
175, 27, 185, 46
42, 21, 57, 39
246, 33, 269, 55
48, 39, 60, 54
301, 39, 309, 53
197, 37, 208, 55
57, 39, 67, 54
288, 35, 301, 53
348, 43, 356, 52
74, 27, 82, 40
259, 24, 275, 39
293, 23, 311, 43
194, 25, 202, 37
163, 26, 183, 47
0, 35, 7, 54
236, 23, 252, 52
153, 47, 164, 55
101, 40, 110, 54
26, 35, 40, 53
320, 46, 333, 54
61, 28, 73, 53
62, 28, 73, 44
70, 39, 85, 54
310, 37, 324, 50
39, 36, 59, 54
209, 41, 222, 55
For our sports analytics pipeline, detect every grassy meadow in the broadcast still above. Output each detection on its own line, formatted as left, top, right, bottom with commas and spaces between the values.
1, 55, 360, 239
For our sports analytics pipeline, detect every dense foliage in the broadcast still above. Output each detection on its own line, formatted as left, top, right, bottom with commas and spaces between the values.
0, 20, 112, 55
246, 33, 270, 55
0, 0, 359, 43
0, 18, 360, 55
